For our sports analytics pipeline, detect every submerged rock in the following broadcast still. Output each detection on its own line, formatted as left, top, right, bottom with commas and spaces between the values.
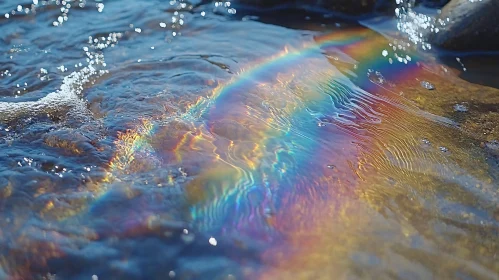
429, 0, 499, 51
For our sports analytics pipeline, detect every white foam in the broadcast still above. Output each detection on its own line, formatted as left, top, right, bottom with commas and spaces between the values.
0, 66, 107, 123
0, 32, 122, 124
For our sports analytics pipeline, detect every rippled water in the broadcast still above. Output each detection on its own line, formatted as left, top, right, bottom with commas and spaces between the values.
1, 1, 498, 279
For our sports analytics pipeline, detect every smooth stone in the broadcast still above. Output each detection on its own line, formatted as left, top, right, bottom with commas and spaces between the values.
429, 0, 499, 51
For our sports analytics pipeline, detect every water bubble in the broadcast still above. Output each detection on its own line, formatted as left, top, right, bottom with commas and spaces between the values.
367, 69, 386, 85
327, 164, 336, 169
169, 271, 176, 278
422, 138, 431, 145
453, 103, 468, 112
439, 146, 449, 153
420, 81, 435, 90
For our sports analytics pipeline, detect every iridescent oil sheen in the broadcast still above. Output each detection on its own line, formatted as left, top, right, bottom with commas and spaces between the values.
92, 28, 497, 279
0, 4, 498, 278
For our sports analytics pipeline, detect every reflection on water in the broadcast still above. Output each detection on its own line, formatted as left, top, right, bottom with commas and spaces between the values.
0, 0, 498, 279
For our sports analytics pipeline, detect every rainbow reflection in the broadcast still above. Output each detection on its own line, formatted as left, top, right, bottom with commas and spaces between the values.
95, 27, 469, 278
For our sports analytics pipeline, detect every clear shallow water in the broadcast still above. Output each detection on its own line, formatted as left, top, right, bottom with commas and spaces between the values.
0, 1, 498, 279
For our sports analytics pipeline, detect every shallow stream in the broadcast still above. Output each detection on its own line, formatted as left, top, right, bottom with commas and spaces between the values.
0, 1, 498, 279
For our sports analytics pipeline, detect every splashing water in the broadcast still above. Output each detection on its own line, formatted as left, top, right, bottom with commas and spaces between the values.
395, 0, 439, 50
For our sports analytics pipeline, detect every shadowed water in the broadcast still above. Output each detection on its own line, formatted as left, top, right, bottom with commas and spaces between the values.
0, 1, 498, 279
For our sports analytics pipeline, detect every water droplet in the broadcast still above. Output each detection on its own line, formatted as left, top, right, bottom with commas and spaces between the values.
209, 237, 217, 246
420, 81, 435, 90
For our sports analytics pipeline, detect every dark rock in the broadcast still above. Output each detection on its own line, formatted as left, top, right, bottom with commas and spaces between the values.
419, 0, 450, 8
429, 0, 499, 51
231, 0, 450, 16
232, 0, 393, 15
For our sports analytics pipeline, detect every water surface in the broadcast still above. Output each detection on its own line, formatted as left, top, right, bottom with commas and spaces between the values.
0, 1, 498, 279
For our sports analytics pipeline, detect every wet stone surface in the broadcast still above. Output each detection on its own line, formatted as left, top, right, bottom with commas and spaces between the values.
429, 0, 499, 51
